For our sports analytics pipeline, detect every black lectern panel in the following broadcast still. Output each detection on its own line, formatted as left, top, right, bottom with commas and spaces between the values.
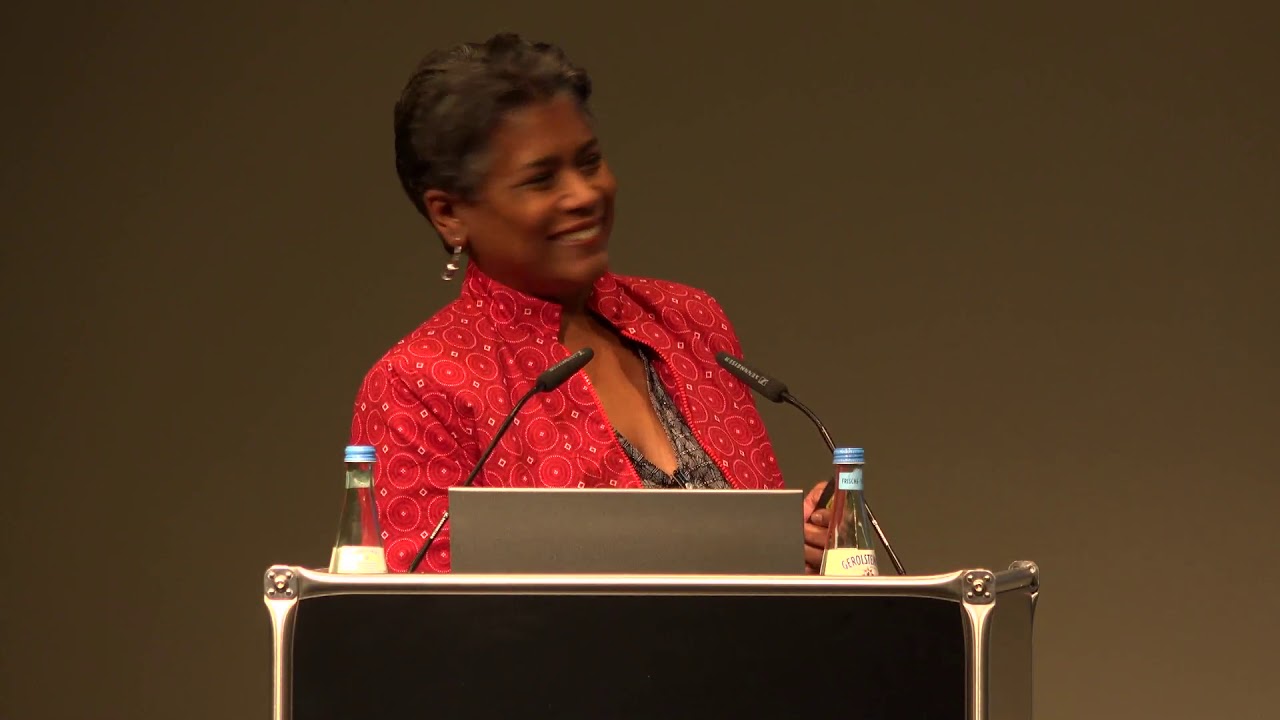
292, 593, 964, 720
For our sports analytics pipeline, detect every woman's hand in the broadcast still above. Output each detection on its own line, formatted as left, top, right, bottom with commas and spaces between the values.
803, 481, 831, 574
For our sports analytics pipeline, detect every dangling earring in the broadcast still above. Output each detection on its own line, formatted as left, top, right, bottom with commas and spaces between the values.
441, 245, 464, 281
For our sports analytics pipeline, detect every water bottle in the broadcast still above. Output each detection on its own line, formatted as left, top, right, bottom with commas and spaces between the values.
327, 445, 387, 574
820, 447, 879, 576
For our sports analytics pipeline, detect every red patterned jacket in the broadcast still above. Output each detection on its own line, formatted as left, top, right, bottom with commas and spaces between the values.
349, 265, 785, 572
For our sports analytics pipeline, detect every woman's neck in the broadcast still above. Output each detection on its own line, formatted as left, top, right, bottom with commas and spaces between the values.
559, 302, 599, 348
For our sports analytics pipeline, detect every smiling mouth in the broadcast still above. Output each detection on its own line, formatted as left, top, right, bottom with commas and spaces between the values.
552, 224, 603, 244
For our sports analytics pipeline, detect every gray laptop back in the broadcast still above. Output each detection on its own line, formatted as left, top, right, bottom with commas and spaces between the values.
449, 488, 804, 575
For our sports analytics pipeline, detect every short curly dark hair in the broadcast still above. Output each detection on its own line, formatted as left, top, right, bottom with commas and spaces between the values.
393, 33, 593, 220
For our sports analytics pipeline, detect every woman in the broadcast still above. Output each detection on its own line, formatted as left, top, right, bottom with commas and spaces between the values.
349, 33, 831, 573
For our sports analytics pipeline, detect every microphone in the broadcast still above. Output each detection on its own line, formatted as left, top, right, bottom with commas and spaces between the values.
715, 352, 833, 448
407, 347, 595, 572
715, 352, 906, 575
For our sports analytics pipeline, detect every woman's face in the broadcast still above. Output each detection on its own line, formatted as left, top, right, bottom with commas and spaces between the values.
447, 93, 616, 305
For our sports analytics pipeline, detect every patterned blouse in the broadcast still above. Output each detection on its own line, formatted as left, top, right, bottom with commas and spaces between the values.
615, 347, 733, 489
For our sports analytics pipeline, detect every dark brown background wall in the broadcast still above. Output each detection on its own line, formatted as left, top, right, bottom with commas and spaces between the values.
3, 3, 1276, 718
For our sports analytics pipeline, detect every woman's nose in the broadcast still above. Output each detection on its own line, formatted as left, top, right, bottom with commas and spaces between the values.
559, 170, 601, 211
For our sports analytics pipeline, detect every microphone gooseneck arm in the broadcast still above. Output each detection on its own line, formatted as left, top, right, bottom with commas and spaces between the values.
785, 389, 906, 576
407, 386, 539, 573
717, 352, 906, 576
782, 391, 835, 452
406, 347, 595, 573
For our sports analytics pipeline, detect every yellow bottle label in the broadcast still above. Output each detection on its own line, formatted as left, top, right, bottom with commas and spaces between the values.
328, 545, 387, 574
821, 548, 879, 576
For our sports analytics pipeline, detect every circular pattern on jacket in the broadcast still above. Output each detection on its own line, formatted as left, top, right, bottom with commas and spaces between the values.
576, 453, 602, 480
525, 417, 559, 453
421, 392, 454, 425
441, 325, 477, 350
684, 397, 710, 425
384, 496, 421, 532
539, 455, 574, 487
707, 332, 734, 356
509, 379, 535, 404
554, 423, 583, 455
690, 337, 723, 364
386, 411, 419, 447
507, 462, 534, 488
407, 337, 444, 358
640, 321, 672, 349
540, 304, 560, 327
724, 416, 753, 447
426, 455, 463, 489
384, 537, 419, 573
717, 369, 750, 402
684, 298, 716, 327
751, 446, 780, 478
453, 389, 483, 421
485, 385, 512, 415
364, 369, 389, 402
661, 307, 689, 333
514, 347, 550, 375
497, 430, 523, 459
538, 388, 567, 416
596, 296, 623, 320
696, 385, 728, 414
603, 447, 632, 481
472, 313, 507, 342
431, 359, 467, 387
391, 377, 423, 408
422, 425, 454, 455
490, 291, 518, 324
384, 451, 421, 489
366, 411, 387, 445
465, 353, 499, 380
631, 284, 666, 306
705, 426, 737, 458
668, 353, 699, 381
584, 411, 613, 444
653, 280, 691, 297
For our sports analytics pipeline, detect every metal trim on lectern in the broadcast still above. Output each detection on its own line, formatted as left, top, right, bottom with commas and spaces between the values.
264, 562, 1038, 720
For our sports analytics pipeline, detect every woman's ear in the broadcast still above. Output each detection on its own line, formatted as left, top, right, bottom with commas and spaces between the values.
424, 189, 466, 250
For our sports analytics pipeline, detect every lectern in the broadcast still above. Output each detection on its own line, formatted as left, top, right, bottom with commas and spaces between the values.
263, 562, 1038, 719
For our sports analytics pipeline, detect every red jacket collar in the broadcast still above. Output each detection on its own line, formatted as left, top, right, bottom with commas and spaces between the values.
459, 263, 644, 342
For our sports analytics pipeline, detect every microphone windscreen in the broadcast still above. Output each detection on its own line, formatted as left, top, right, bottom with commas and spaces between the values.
536, 347, 595, 392
715, 352, 788, 403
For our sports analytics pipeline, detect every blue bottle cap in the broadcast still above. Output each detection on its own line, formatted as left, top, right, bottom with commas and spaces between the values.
344, 445, 377, 463
833, 447, 864, 464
